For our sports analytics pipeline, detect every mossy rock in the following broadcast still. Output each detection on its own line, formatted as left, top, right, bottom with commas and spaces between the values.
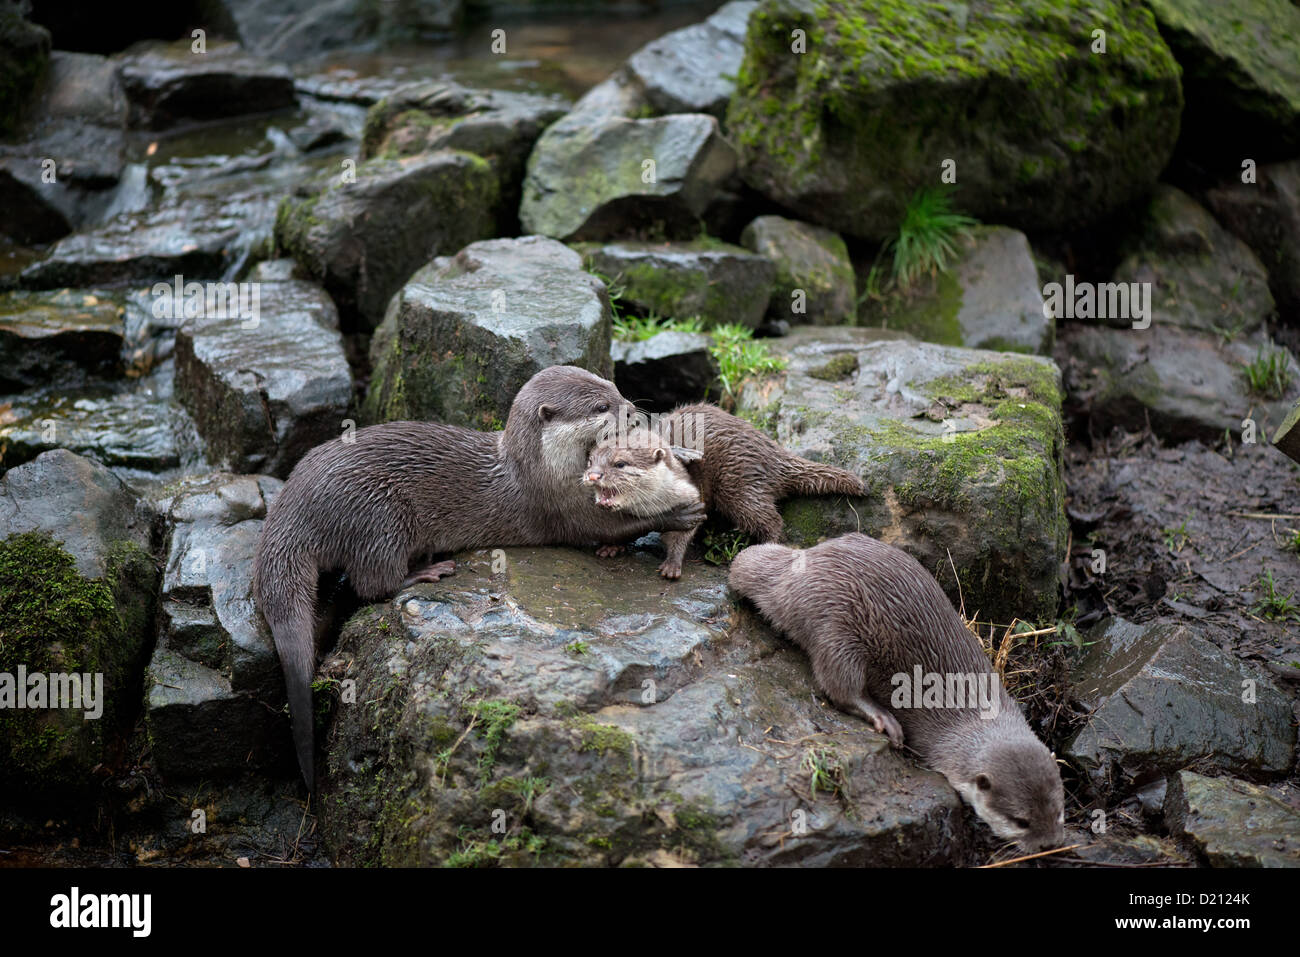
727, 0, 1182, 240
736, 327, 1067, 624
739, 215, 856, 325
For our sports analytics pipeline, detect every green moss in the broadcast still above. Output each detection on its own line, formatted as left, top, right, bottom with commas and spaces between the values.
472, 699, 521, 786
807, 353, 860, 381
571, 715, 635, 759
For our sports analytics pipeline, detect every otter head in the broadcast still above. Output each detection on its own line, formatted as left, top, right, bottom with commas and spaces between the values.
507, 366, 635, 479
952, 738, 1065, 852
583, 428, 700, 516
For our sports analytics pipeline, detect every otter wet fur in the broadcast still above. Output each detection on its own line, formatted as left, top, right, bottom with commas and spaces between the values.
585, 403, 866, 578
729, 534, 1065, 851
254, 366, 705, 789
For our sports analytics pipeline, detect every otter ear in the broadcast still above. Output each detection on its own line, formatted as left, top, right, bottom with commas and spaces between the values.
975, 773, 993, 792
653, 447, 666, 462
537, 404, 555, 422
670, 445, 703, 463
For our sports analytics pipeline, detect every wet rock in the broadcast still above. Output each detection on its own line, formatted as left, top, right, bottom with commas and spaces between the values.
727, 0, 1182, 240
625, 1, 756, 119
117, 39, 295, 130
247, 258, 305, 283
1057, 322, 1296, 443
364, 236, 611, 427
1146, 0, 1300, 159
1203, 160, 1300, 321
173, 280, 351, 477
577, 239, 774, 328
20, 187, 279, 289
0, 287, 125, 390
274, 149, 498, 330
360, 80, 569, 233
1068, 833, 1192, 867
1163, 771, 1300, 868
285, 114, 348, 154
0, 5, 50, 134
1065, 618, 1294, 792
0, 451, 157, 802
520, 107, 736, 241
144, 472, 292, 779
613, 331, 718, 411
735, 328, 1067, 624
1109, 186, 1275, 337
227, 0, 463, 61
740, 215, 854, 326
320, 547, 967, 866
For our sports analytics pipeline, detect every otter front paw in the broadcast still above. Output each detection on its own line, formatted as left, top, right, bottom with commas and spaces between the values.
873, 713, 904, 749
596, 544, 625, 558
658, 559, 682, 580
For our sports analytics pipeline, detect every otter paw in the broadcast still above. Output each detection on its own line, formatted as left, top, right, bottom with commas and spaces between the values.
400, 560, 456, 588
596, 544, 625, 558
874, 714, 904, 749
658, 560, 682, 580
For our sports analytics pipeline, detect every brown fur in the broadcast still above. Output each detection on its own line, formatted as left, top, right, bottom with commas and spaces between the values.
729, 534, 1065, 851
254, 366, 705, 788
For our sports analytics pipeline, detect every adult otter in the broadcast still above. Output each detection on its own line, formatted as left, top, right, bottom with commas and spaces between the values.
254, 366, 705, 788
585, 403, 865, 577
729, 534, 1065, 851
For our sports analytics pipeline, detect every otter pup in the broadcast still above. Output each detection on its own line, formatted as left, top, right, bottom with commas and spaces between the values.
585, 403, 866, 578
254, 366, 705, 788
729, 534, 1065, 852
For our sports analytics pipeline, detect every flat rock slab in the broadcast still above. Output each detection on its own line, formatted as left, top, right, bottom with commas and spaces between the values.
173, 280, 351, 477
736, 328, 1067, 624
320, 546, 967, 866
0, 288, 125, 390
117, 39, 296, 129
873, 227, 1051, 354
612, 330, 718, 411
364, 236, 611, 428
578, 239, 774, 328
1066, 618, 1294, 791
740, 215, 855, 325
1164, 771, 1300, 867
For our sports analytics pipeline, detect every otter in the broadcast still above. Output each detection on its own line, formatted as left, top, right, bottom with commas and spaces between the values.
728, 534, 1065, 852
254, 366, 705, 788
584, 403, 865, 578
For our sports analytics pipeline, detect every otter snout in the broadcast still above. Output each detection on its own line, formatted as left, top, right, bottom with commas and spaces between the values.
583, 468, 603, 484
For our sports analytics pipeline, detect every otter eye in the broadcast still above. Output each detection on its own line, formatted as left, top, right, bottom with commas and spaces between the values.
614, 461, 627, 469
594, 402, 610, 414
1012, 817, 1031, 830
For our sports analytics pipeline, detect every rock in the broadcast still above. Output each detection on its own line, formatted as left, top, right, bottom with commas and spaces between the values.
360, 80, 569, 232
20, 187, 279, 289
247, 258, 304, 283
1272, 396, 1300, 463
0, 451, 157, 802
0, 288, 125, 390
1057, 322, 1297, 443
144, 472, 292, 779
1066, 619, 1294, 792
625, 1, 757, 119
117, 39, 295, 130
1146, 0, 1300, 159
740, 215, 855, 325
320, 547, 967, 866
226, 0, 462, 61
1109, 186, 1275, 337
613, 331, 718, 411
1164, 771, 1300, 868
0, 5, 50, 134
735, 328, 1067, 624
520, 109, 736, 241
578, 239, 774, 328
274, 150, 498, 330
364, 236, 612, 427
727, 0, 1182, 240
173, 280, 351, 477
1204, 159, 1300, 322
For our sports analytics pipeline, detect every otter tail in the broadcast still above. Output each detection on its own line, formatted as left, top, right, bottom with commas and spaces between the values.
779, 457, 866, 498
254, 541, 319, 790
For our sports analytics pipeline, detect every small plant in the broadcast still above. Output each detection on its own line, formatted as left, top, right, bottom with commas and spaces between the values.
472, 699, 521, 785
709, 323, 786, 403
1242, 344, 1293, 399
1162, 513, 1193, 554
802, 746, 847, 800
612, 311, 705, 342
565, 639, 590, 656
1252, 568, 1299, 621
701, 527, 750, 565
1287, 529, 1300, 554
886, 187, 978, 291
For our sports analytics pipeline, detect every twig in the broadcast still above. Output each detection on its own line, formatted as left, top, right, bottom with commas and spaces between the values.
978, 843, 1082, 868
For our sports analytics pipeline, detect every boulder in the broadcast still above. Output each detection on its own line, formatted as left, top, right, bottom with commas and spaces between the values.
1145, 0, 1300, 158
364, 236, 611, 428
578, 239, 774, 328
173, 280, 351, 476
117, 39, 295, 130
0, 451, 157, 802
613, 331, 718, 411
274, 150, 499, 330
740, 215, 855, 325
736, 328, 1067, 624
0, 4, 50, 134
0, 287, 125, 391
320, 547, 967, 866
1164, 771, 1300, 868
1066, 619, 1294, 791
726, 0, 1182, 240
869, 227, 1051, 354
